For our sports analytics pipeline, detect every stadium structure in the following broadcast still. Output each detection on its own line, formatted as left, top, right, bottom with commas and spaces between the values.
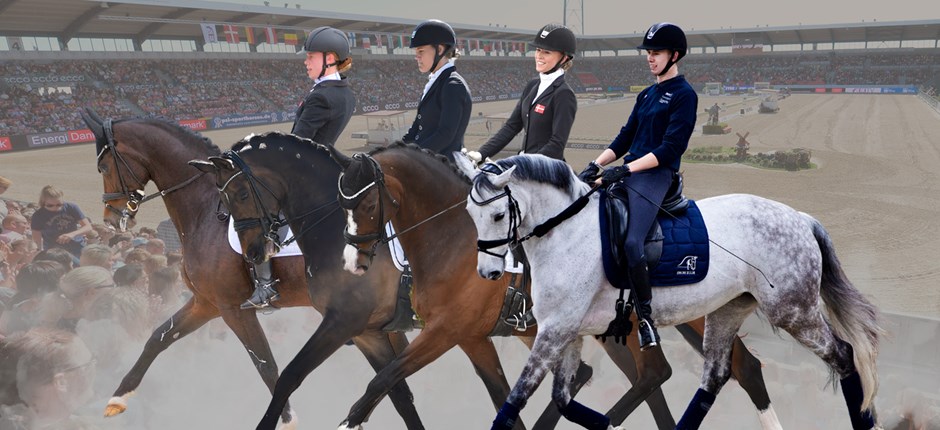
0, 0, 938, 152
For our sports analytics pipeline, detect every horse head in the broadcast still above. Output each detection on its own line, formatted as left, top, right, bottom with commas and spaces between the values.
328, 145, 400, 275
459, 152, 522, 281
82, 108, 152, 231
190, 146, 286, 266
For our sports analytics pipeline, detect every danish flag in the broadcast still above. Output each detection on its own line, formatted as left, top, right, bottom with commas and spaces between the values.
534, 104, 546, 114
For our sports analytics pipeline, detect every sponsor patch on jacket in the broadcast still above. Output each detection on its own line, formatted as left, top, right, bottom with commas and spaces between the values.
534, 104, 546, 114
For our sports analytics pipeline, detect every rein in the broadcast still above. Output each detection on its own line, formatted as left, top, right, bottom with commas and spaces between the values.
221, 150, 340, 250
98, 119, 204, 231
472, 163, 601, 258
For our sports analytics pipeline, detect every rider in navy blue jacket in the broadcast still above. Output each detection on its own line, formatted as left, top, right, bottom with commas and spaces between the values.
578, 22, 698, 351
401, 20, 471, 161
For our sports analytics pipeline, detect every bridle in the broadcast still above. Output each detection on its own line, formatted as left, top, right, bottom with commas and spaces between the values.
338, 153, 464, 264
97, 119, 204, 231
471, 162, 601, 259
219, 150, 339, 251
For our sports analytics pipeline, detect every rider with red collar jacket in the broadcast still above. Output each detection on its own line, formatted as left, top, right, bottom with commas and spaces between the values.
401, 20, 472, 161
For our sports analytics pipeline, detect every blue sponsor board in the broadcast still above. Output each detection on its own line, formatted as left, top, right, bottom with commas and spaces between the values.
211, 112, 281, 129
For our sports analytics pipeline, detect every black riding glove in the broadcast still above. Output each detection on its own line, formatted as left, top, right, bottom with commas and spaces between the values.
577, 161, 601, 183
601, 165, 631, 186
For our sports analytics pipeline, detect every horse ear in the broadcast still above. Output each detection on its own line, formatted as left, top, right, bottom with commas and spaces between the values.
490, 165, 517, 188
453, 151, 478, 178
207, 156, 235, 171
325, 144, 352, 170
80, 108, 103, 139
187, 159, 218, 174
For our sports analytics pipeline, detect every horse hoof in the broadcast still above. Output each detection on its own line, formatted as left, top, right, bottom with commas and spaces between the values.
337, 421, 362, 430
103, 399, 127, 417
276, 410, 298, 430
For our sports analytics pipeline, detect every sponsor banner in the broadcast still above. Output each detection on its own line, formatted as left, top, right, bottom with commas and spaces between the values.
404, 101, 419, 109
845, 87, 882, 94
584, 86, 604, 92
815, 88, 827, 93
510, 92, 523, 99
882, 86, 917, 94
27, 132, 69, 148
279, 111, 296, 123
628, 86, 646, 92
484, 95, 497, 101
498, 94, 509, 100
607, 86, 625, 92
0, 136, 11, 152
384, 102, 401, 110
361, 105, 380, 113
3, 75, 85, 84
471, 96, 483, 102
211, 112, 280, 129
67, 129, 95, 143
178, 119, 208, 131
831, 88, 844, 93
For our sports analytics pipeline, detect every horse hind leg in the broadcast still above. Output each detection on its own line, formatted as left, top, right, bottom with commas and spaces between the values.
781, 313, 876, 430
600, 332, 675, 430
677, 296, 756, 430
549, 336, 615, 430
105, 297, 218, 417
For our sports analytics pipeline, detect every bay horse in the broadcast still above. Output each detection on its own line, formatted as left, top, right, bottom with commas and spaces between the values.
457, 153, 883, 430
198, 133, 628, 430
79, 110, 424, 429
329, 142, 781, 429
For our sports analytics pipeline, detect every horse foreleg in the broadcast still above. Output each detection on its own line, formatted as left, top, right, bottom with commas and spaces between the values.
601, 329, 673, 428
105, 296, 218, 417
219, 308, 294, 429
676, 298, 754, 430
550, 336, 613, 430
675, 319, 781, 430
353, 330, 424, 430
339, 324, 457, 430
458, 338, 526, 430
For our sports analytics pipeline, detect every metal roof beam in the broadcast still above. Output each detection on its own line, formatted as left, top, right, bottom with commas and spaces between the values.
134, 9, 192, 44
0, 0, 17, 16
62, 6, 107, 42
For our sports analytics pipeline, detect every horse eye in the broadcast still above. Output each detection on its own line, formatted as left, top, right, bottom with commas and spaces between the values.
366, 202, 376, 212
97, 163, 108, 173
494, 212, 505, 222
238, 191, 250, 201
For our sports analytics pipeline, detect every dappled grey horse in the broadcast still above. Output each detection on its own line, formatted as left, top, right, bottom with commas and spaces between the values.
457, 153, 882, 430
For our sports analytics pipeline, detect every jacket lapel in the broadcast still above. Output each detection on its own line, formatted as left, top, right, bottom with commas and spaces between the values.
418, 67, 454, 110
531, 75, 564, 107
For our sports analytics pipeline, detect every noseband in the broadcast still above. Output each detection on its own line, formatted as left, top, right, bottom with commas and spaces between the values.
98, 119, 204, 231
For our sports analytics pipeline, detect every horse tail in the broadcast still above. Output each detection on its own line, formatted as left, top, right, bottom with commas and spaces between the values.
805, 213, 884, 410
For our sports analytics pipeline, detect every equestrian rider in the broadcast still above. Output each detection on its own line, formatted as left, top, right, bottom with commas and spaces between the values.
577, 22, 698, 350
242, 26, 355, 309
402, 19, 472, 161
471, 23, 577, 162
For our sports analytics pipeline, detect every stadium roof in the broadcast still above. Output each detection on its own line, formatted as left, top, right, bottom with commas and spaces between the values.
0, 0, 938, 52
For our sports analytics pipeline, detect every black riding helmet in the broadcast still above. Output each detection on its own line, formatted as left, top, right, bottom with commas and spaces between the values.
532, 23, 577, 74
301, 26, 351, 79
410, 19, 457, 72
637, 22, 687, 76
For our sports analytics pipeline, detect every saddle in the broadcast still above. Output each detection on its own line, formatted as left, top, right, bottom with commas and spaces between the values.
381, 266, 422, 332
489, 248, 535, 337
599, 172, 709, 289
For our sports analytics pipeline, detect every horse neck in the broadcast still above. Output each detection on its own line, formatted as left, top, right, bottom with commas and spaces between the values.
517, 181, 597, 256
380, 152, 472, 267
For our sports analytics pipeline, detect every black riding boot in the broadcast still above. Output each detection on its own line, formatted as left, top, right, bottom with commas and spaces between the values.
629, 264, 660, 351
241, 261, 280, 310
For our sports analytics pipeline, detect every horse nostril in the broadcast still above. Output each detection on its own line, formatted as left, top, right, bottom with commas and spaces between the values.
487, 271, 502, 280
358, 264, 369, 272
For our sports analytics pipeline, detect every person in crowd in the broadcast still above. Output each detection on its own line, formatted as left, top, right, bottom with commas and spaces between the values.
38, 266, 114, 331
577, 22, 698, 351
143, 254, 167, 277
2, 239, 38, 282
112, 263, 147, 293
472, 23, 577, 162
90, 224, 115, 250
122, 248, 150, 268
29, 186, 92, 261
0, 176, 10, 197
33, 247, 75, 271
401, 19, 472, 161
241, 27, 357, 311
154, 219, 182, 254
137, 227, 156, 239
0, 213, 29, 245
0, 327, 98, 430
0, 261, 67, 336
148, 267, 184, 321
143, 238, 165, 257
78, 244, 114, 270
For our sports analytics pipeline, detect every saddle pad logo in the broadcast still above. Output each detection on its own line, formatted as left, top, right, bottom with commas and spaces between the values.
534, 104, 546, 114
677, 255, 697, 275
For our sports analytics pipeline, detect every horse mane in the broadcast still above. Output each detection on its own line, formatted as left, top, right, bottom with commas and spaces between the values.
129, 116, 221, 155
474, 155, 583, 198
231, 131, 330, 157
367, 141, 471, 185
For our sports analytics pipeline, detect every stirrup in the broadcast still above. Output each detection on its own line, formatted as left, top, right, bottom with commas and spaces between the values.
638, 318, 660, 351
240, 280, 281, 310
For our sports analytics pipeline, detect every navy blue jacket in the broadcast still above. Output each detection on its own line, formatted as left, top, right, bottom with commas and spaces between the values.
608, 75, 698, 171
478, 75, 576, 161
402, 67, 472, 160
291, 78, 356, 145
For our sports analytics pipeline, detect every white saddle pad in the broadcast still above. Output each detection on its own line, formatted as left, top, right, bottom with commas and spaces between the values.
227, 218, 303, 257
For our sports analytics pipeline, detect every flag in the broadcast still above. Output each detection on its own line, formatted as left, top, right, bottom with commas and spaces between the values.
245, 27, 255, 44
223, 25, 239, 44
362, 36, 371, 49
483, 41, 492, 53
397, 35, 404, 48
200, 23, 218, 44
284, 33, 298, 46
348, 32, 356, 47
264, 27, 277, 44
471, 39, 478, 51
375, 34, 382, 48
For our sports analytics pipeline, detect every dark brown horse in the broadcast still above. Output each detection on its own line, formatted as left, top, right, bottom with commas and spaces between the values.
329, 143, 781, 429
205, 133, 682, 430
80, 110, 424, 429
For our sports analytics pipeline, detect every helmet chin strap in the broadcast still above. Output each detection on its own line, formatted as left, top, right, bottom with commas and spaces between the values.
544, 55, 571, 75
657, 50, 678, 77
317, 52, 339, 79
428, 45, 451, 74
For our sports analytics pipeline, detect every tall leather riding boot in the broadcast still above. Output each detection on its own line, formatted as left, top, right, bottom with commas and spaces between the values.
241, 261, 280, 310
629, 264, 660, 351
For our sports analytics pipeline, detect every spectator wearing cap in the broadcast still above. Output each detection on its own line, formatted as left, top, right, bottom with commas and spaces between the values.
30, 186, 92, 260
